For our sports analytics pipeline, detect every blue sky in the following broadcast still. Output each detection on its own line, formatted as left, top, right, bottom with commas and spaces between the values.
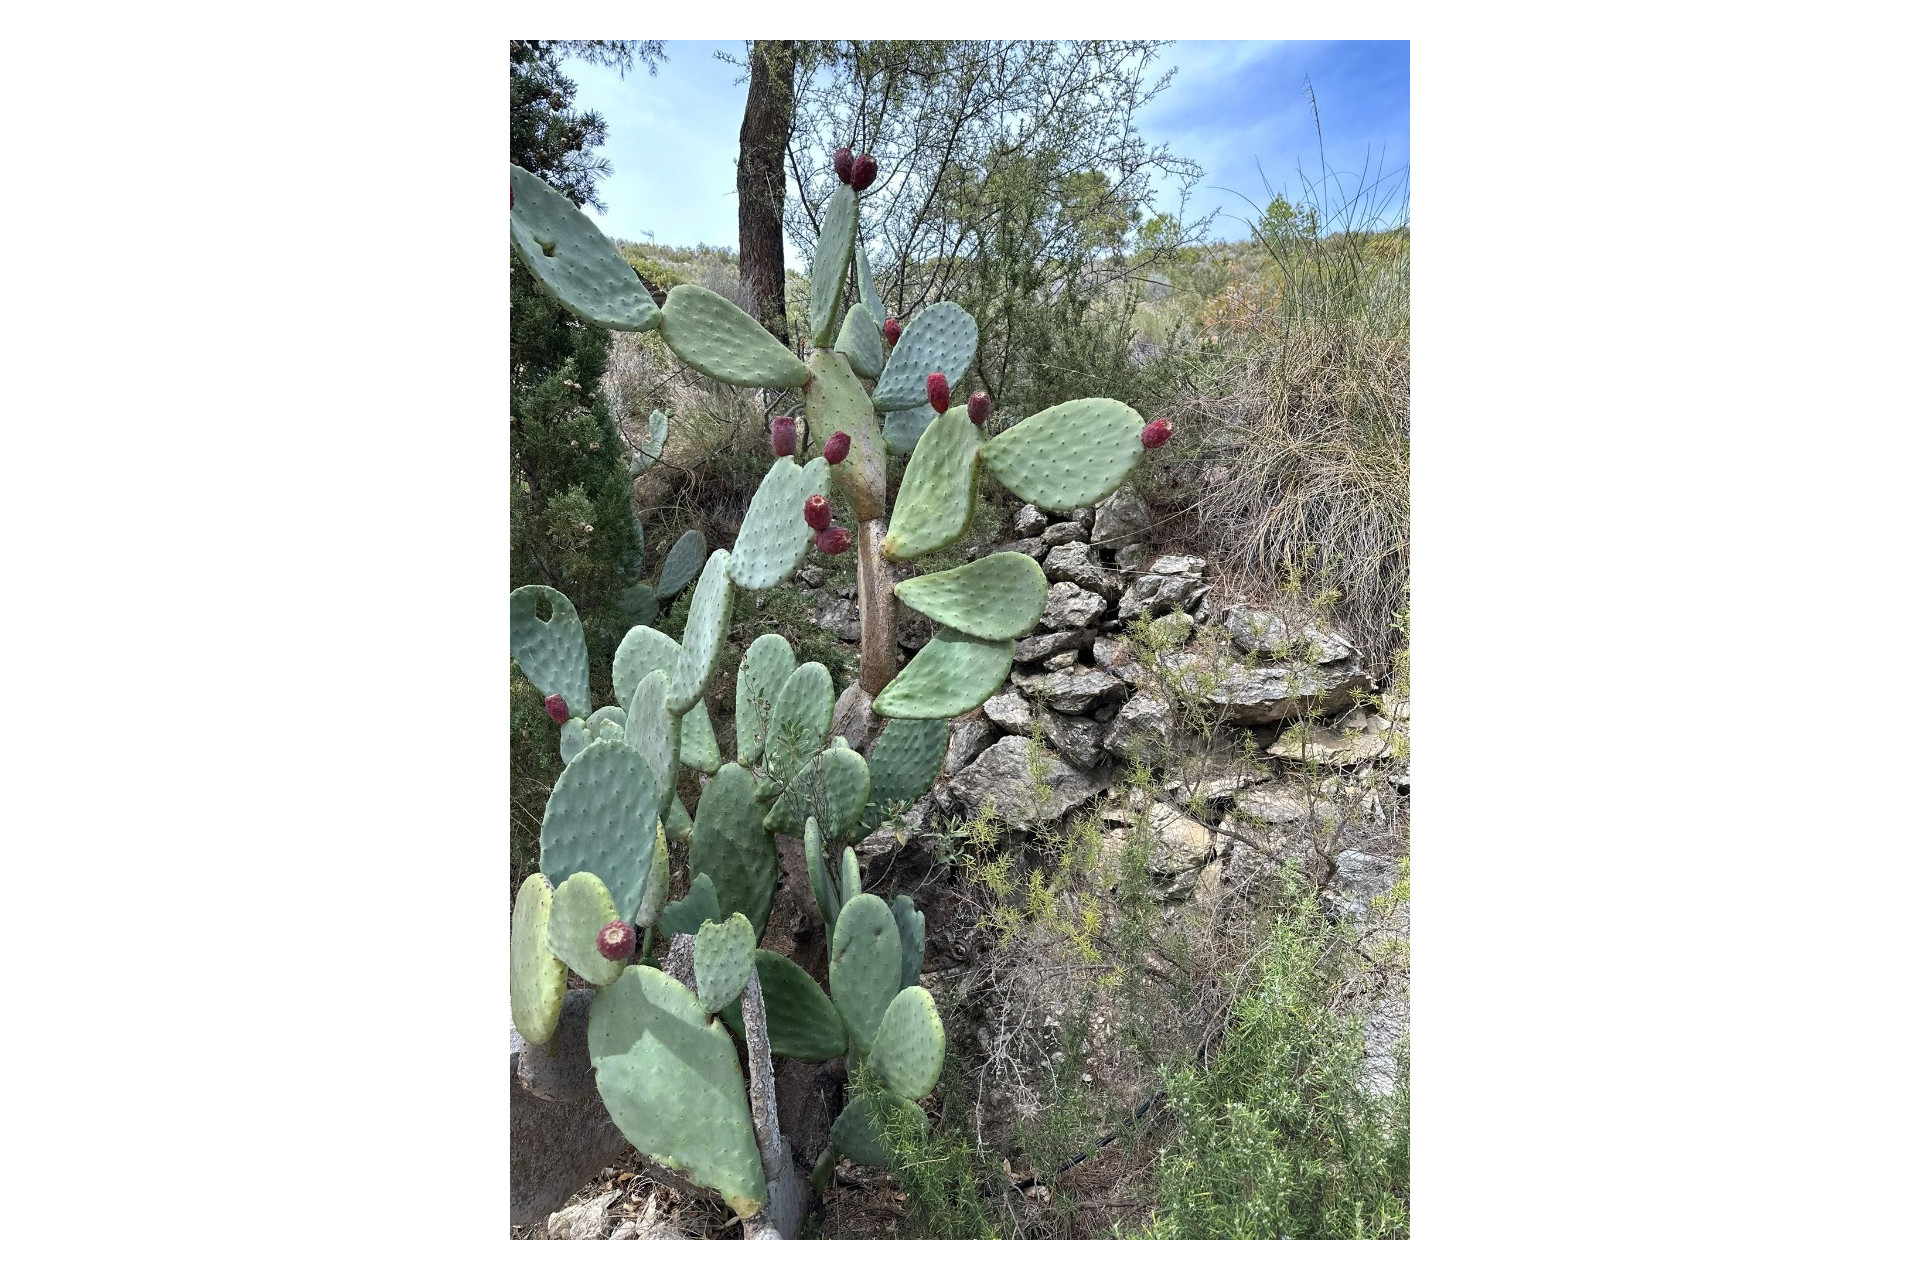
561, 40, 1408, 253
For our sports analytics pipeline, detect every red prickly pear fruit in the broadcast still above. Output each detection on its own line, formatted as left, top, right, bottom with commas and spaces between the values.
770, 416, 797, 457
823, 431, 851, 465
544, 694, 570, 724
926, 372, 950, 413
804, 494, 833, 531
850, 153, 877, 192
833, 146, 854, 184
883, 317, 902, 345
967, 390, 991, 426
1141, 418, 1172, 449
596, 919, 637, 962
814, 526, 852, 556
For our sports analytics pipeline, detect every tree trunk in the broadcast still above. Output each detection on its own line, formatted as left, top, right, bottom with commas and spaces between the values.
856, 519, 898, 695
737, 40, 796, 347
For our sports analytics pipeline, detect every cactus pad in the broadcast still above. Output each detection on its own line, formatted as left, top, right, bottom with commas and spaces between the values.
829, 893, 903, 1055
728, 456, 831, 590
688, 763, 778, 938
835, 303, 886, 379
658, 872, 723, 938
509, 164, 661, 332
558, 717, 590, 764
634, 820, 671, 930
804, 817, 841, 941
881, 407, 981, 561
872, 301, 978, 412
894, 552, 1047, 641
977, 396, 1146, 512
803, 349, 886, 522
656, 529, 708, 601
548, 871, 627, 986
809, 183, 859, 347
872, 628, 1015, 720
587, 966, 769, 1217
766, 744, 871, 838
830, 1090, 925, 1168
509, 585, 591, 717
891, 895, 927, 990
623, 669, 679, 807
658, 284, 809, 388
612, 625, 680, 710
585, 705, 628, 745
539, 739, 666, 923
717, 950, 849, 1062
668, 549, 734, 714
665, 793, 693, 843
839, 845, 863, 901
679, 699, 722, 775
735, 634, 797, 766
882, 403, 937, 454
630, 409, 669, 474
618, 581, 659, 623
764, 661, 834, 784
856, 239, 882, 322
693, 912, 757, 1014
511, 874, 567, 1044
869, 986, 945, 1099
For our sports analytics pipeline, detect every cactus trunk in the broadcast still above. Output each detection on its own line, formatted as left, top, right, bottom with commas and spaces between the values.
856, 518, 897, 695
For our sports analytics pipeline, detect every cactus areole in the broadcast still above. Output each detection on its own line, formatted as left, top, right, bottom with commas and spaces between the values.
770, 416, 797, 457
543, 693, 569, 724
822, 431, 850, 465
926, 372, 950, 414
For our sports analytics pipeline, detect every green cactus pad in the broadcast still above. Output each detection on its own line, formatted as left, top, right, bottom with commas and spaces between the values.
728, 456, 831, 591
587, 966, 769, 1217
693, 912, 757, 1014
856, 239, 883, 322
548, 871, 627, 986
809, 183, 859, 347
891, 895, 927, 990
881, 408, 981, 561
656, 529, 708, 601
511, 874, 567, 1045
803, 349, 886, 522
836, 303, 887, 379
872, 301, 978, 412
658, 283, 809, 388
828, 893, 903, 1055
509, 586, 591, 716
765, 662, 834, 783
872, 628, 1015, 720
629, 409, 669, 475
839, 845, 863, 901
668, 549, 734, 715
830, 1090, 926, 1168
717, 950, 849, 1062
585, 706, 628, 745
893, 552, 1046, 641
509, 164, 661, 332
867, 716, 949, 807
869, 986, 946, 1099
882, 403, 937, 454
735, 634, 797, 766
765, 745, 871, 838
804, 817, 841, 941
679, 699, 722, 775
665, 793, 693, 843
558, 717, 590, 765
618, 582, 659, 624
612, 625, 680, 710
540, 739, 666, 923
688, 763, 778, 938
977, 396, 1147, 512
634, 821, 671, 930
623, 670, 679, 808
658, 872, 723, 937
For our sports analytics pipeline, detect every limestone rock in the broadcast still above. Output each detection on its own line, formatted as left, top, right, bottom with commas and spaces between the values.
1092, 635, 1145, 684
1041, 581, 1107, 630
1013, 504, 1050, 537
1042, 650, 1077, 671
1266, 723, 1392, 767
1037, 706, 1106, 772
816, 596, 862, 643
1163, 748, 1273, 803
1116, 558, 1207, 621
513, 988, 598, 1104
1043, 541, 1123, 599
1102, 694, 1173, 763
983, 689, 1033, 735
1144, 802, 1214, 900
798, 566, 828, 588
1232, 783, 1309, 827
943, 711, 996, 775
995, 537, 1047, 560
1091, 486, 1151, 547
1116, 543, 1152, 571
547, 1190, 619, 1240
1224, 605, 1359, 664
1158, 652, 1371, 725
832, 683, 875, 752
510, 1025, 631, 1225
1041, 520, 1089, 547
1014, 628, 1092, 664
946, 737, 1099, 829
897, 609, 933, 652
1014, 665, 1127, 715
